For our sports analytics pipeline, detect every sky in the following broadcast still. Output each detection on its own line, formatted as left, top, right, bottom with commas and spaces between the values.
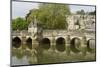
12, 1, 95, 19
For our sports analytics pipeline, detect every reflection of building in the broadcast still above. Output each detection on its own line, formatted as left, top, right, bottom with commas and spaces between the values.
12, 15, 95, 54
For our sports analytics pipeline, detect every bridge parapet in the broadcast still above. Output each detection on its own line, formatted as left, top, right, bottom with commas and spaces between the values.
12, 31, 20, 36
12, 30, 31, 36
42, 30, 95, 37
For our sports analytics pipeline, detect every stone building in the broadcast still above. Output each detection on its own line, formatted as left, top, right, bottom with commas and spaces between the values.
66, 15, 95, 31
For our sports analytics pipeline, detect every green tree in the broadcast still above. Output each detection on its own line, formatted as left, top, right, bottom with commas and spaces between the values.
12, 17, 28, 30
26, 9, 39, 23
26, 3, 71, 29
89, 10, 96, 15
76, 9, 85, 15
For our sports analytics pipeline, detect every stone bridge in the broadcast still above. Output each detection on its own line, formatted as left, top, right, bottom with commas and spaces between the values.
12, 14, 95, 54
12, 29, 95, 53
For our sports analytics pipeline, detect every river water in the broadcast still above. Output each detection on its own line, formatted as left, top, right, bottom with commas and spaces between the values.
11, 43, 96, 66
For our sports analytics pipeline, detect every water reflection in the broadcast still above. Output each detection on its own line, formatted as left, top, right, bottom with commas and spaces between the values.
12, 47, 38, 65
12, 43, 96, 66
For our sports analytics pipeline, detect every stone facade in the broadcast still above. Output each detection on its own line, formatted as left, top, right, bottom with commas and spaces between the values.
66, 15, 95, 30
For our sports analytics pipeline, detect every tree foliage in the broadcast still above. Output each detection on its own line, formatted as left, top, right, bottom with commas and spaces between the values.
26, 9, 39, 23
26, 3, 71, 29
89, 10, 96, 15
76, 9, 85, 15
76, 9, 96, 15
12, 17, 28, 30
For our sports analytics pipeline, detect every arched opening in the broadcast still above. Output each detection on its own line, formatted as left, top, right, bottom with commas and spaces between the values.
41, 38, 50, 50
56, 37, 66, 52
87, 39, 95, 52
12, 37, 21, 48
26, 38, 32, 49
70, 37, 81, 53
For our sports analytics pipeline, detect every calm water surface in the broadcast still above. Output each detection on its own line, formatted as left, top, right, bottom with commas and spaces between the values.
11, 43, 96, 66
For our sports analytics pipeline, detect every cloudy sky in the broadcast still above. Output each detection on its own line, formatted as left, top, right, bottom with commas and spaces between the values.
12, 1, 95, 19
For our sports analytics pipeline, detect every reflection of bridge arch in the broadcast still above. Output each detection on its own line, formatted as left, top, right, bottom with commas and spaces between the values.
87, 39, 95, 51
12, 37, 21, 48
26, 37, 32, 49
41, 38, 50, 50
56, 37, 66, 52
70, 37, 81, 53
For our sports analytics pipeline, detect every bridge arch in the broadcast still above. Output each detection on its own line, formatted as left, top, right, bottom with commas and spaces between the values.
70, 37, 81, 53
87, 39, 95, 52
41, 38, 51, 50
56, 37, 66, 52
12, 37, 21, 48
26, 37, 32, 49
26, 36, 32, 40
